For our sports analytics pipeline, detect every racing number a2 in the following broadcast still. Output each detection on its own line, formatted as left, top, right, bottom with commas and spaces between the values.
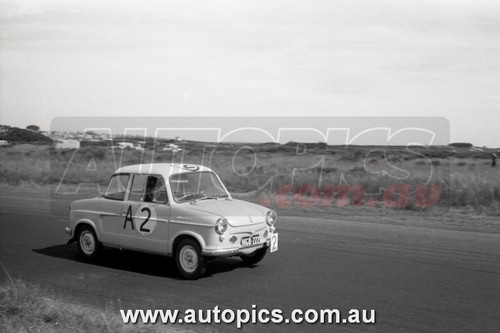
123, 205, 151, 232
139, 207, 151, 232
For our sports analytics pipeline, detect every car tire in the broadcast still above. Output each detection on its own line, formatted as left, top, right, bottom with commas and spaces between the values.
76, 225, 102, 260
240, 247, 267, 265
175, 238, 206, 280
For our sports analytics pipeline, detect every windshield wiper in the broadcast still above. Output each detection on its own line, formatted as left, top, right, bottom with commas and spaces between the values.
190, 194, 230, 204
200, 196, 217, 201
189, 196, 216, 204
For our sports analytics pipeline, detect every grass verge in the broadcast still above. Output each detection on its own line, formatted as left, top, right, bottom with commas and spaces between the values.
0, 279, 184, 333
1, 144, 500, 213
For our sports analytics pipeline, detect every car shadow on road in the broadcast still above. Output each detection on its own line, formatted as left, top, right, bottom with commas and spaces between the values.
33, 244, 257, 279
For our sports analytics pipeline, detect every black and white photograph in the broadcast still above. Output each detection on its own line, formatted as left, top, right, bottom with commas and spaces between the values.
1, 1, 499, 332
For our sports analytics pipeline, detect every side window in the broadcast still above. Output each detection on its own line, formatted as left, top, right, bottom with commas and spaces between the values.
129, 174, 147, 201
144, 176, 168, 204
104, 174, 129, 201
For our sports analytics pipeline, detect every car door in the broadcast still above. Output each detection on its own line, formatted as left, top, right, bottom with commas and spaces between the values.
120, 174, 170, 254
98, 173, 131, 245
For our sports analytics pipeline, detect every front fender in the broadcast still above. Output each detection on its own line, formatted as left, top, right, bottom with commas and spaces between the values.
169, 230, 207, 256
67, 218, 99, 244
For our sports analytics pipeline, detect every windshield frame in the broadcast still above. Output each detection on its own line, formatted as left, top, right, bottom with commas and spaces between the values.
168, 171, 231, 204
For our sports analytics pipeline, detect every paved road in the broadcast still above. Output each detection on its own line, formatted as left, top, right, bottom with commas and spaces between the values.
1, 191, 499, 332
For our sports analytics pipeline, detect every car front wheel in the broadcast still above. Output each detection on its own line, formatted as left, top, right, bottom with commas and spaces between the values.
175, 238, 206, 280
76, 225, 102, 260
240, 247, 267, 265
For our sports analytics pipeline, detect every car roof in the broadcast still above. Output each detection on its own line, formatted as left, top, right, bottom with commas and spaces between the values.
114, 163, 213, 177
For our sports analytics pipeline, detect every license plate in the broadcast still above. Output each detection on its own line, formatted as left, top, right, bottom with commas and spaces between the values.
241, 235, 260, 247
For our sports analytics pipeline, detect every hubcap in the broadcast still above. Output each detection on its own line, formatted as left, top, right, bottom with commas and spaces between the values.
179, 245, 198, 273
80, 231, 95, 255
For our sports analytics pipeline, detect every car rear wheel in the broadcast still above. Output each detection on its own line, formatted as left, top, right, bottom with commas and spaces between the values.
240, 247, 267, 265
77, 225, 102, 260
175, 238, 206, 280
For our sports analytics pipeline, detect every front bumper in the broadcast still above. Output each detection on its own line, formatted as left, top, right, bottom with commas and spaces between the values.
65, 227, 76, 244
202, 239, 270, 257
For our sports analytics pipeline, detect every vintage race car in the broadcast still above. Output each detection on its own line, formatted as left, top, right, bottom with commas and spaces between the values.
66, 163, 278, 279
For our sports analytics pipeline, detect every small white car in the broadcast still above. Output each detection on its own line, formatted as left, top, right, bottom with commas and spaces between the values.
162, 143, 182, 152
66, 163, 278, 279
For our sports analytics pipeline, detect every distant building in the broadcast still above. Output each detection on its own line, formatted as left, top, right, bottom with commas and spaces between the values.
55, 139, 80, 149
117, 142, 135, 149
134, 143, 145, 151
449, 142, 473, 148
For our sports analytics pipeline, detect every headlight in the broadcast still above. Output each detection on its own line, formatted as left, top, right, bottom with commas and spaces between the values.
265, 210, 277, 226
215, 217, 228, 234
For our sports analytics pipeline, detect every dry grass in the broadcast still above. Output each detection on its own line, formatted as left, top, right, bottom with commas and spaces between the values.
1, 144, 499, 213
0, 279, 183, 333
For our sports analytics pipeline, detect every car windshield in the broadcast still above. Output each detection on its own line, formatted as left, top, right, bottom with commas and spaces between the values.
169, 171, 229, 203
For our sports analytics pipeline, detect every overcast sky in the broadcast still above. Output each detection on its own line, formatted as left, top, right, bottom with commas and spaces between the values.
1, 0, 499, 146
